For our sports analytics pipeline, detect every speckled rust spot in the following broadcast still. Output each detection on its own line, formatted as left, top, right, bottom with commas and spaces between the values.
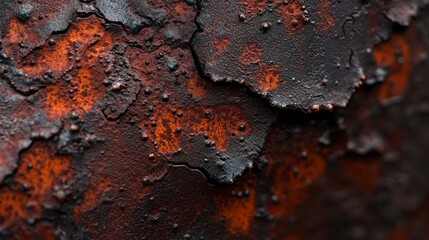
276, 0, 306, 31
193, 105, 250, 151
240, 43, 262, 65
214, 36, 231, 54
315, 1, 335, 32
144, 104, 250, 154
0, 142, 72, 235
43, 17, 112, 118
270, 151, 325, 215
215, 182, 255, 234
238, 0, 272, 15
186, 73, 208, 98
258, 63, 280, 93
146, 107, 181, 154
373, 34, 411, 102
192, 0, 379, 110
2, 17, 41, 60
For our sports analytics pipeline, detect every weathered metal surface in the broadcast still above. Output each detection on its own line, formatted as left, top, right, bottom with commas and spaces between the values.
192, 0, 427, 111
0, 0, 277, 186
0, 0, 428, 239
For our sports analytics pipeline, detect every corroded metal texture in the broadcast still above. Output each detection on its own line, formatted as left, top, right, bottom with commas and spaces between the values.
0, 0, 428, 239
192, 0, 427, 111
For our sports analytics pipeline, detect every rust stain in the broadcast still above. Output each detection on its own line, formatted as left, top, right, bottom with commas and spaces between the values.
2, 17, 42, 61
214, 36, 231, 54
269, 151, 325, 216
0, 142, 72, 230
43, 17, 112, 118
258, 63, 280, 93
215, 184, 256, 234
276, 0, 306, 31
240, 42, 262, 65
340, 156, 382, 195
186, 73, 208, 98
238, 0, 272, 15
143, 104, 250, 154
73, 178, 111, 221
373, 34, 411, 102
315, 1, 335, 32
237, 0, 307, 31
149, 107, 182, 154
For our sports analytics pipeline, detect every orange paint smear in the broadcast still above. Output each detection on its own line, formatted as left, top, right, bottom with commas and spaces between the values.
373, 34, 411, 102
142, 105, 250, 154
0, 142, 72, 230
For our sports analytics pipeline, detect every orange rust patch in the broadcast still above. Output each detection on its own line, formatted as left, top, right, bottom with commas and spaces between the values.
142, 105, 250, 154
150, 108, 182, 154
193, 105, 249, 150
215, 185, 256, 234
258, 63, 280, 93
373, 34, 411, 102
21, 17, 108, 77
238, 0, 271, 15
1, 16, 114, 118
186, 73, 208, 98
214, 36, 231, 54
41, 17, 113, 118
1, 17, 42, 60
0, 142, 72, 230
237, 0, 306, 31
240, 43, 262, 65
173, 1, 192, 15
276, 0, 306, 31
340, 156, 382, 195
315, 1, 335, 32
269, 151, 326, 216
73, 178, 111, 221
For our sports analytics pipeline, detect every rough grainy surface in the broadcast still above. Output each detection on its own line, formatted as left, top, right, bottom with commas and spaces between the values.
192, 0, 428, 111
0, 0, 428, 239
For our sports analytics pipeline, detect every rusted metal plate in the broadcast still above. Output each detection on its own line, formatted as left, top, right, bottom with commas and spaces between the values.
191, 0, 427, 111
0, 0, 429, 239
0, 0, 276, 187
